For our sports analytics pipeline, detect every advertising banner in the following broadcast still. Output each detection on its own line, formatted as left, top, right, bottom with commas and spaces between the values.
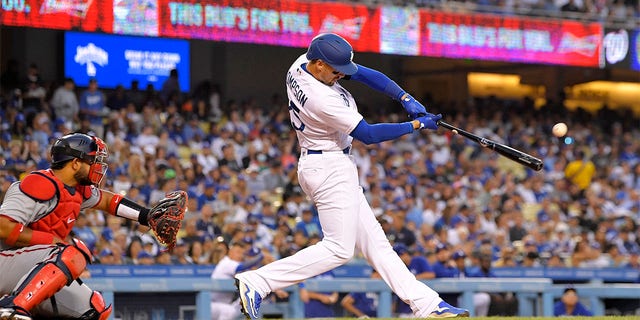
64, 31, 190, 90
631, 29, 640, 71
156, 0, 380, 52
2, 0, 619, 70
419, 11, 602, 67
1, 0, 113, 32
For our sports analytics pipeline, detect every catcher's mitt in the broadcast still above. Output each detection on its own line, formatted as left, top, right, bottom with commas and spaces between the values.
148, 190, 187, 249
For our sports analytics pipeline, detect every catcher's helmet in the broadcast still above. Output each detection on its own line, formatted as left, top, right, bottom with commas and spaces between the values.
306, 33, 358, 75
51, 133, 108, 185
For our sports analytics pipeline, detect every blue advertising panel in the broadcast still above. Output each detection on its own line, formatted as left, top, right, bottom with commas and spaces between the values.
64, 31, 190, 90
631, 29, 640, 71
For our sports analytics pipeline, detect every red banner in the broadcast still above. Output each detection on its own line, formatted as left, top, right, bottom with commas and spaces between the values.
1, 0, 113, 32
419, 11, 602, 67
156, 0, 380, 52
1, 0, 609, 68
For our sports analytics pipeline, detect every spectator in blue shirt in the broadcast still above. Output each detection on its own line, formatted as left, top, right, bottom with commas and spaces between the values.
392, 243, 435, 316
79, 78, 106, 137
299, 271, 338, 318
432, 243, 458, 277
197, 180, 217, 210
295, 205, 322, 238
554, 287, 593, 316
341, 270, 380, 318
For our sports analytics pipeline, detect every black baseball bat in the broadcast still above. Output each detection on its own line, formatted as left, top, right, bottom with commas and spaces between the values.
437, 120, 543, 171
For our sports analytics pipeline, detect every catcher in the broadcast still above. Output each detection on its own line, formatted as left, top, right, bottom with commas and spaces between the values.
0, 133, 187, 320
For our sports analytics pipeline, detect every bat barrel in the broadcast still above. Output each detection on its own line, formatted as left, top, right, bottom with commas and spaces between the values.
437, 120, 543, 171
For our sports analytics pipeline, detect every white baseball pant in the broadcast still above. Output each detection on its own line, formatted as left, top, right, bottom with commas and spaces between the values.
235, 152, 442, 317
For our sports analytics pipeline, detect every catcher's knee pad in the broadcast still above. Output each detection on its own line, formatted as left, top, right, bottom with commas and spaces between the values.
11, 243, 91, 311
78, 291, 112, 320
58, 242, 92, 280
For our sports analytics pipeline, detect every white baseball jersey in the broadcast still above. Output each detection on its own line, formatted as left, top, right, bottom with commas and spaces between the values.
210, 255, 241, 303
286, 54, 363, 151
235, 53, 445, 318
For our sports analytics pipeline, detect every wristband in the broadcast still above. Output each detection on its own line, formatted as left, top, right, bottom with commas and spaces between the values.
29, 230, 55, 246
109, 195, 150, 226
5, 223, 24, 246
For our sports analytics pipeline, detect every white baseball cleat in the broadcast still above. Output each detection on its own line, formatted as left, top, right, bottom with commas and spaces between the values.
0, 307, 31, 320
235, 278, 262, 320
427, 300, 470, 318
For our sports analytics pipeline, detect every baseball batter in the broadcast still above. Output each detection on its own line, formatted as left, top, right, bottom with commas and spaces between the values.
235, 33, 469, 318
0, 133, 186, 320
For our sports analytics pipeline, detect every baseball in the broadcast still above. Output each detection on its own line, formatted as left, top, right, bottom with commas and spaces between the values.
452, 129, 458, 135
552, 122, 568, 137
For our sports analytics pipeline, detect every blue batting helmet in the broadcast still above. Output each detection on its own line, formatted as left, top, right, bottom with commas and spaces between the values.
306, 33, 358, 75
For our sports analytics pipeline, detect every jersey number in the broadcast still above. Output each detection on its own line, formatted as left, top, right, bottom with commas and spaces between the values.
288, 101, 305, 131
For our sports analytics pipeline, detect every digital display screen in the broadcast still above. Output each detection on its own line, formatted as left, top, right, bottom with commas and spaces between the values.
379, 6, 419, 56
3, 0, 623, 70
156, 0, 380, 52
631, 30, 640, 71
419, 12, 602, 67
0, 0, 113, 32
64, 31, 190, 90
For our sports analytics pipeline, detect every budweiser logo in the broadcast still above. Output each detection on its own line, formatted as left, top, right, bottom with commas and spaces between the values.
319, 15, 366, 40
558, 33, 600, 57
40, 0, 94, 18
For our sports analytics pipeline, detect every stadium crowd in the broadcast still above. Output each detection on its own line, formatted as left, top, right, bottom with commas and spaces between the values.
0, 62, 639, 279
358, 0, 640, 27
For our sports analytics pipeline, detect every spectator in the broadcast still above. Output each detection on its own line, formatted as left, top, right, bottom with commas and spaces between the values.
564, 150, 596, 195
160, 68, 180, 104
136, 251, 156, 265
210, 240, 264, 320
561, 0, 584, 12
468, 254, 518, 316
392, 243, 435, 316
171, 238, 191, 264
452, 250, 491, 317
107, 84, 129, 111
295, 205, 322, 238
22, 78, 47, 115
127, 80, 145, 109
72, 214, 98, 253
341, 271, 380, 318
299, 271, 339, 319
554, 287, 593, 316
50, 78, 79, 123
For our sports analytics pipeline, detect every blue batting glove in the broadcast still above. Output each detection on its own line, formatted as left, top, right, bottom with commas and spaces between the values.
400, 93, 427, 119
415, 113, 442, 130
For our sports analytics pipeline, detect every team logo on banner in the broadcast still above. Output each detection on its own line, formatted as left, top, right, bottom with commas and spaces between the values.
603, 29, 629, 64
74, 43, 109, 77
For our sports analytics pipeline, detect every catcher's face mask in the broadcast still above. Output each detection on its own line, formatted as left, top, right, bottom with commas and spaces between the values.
86, 137, 109, 186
